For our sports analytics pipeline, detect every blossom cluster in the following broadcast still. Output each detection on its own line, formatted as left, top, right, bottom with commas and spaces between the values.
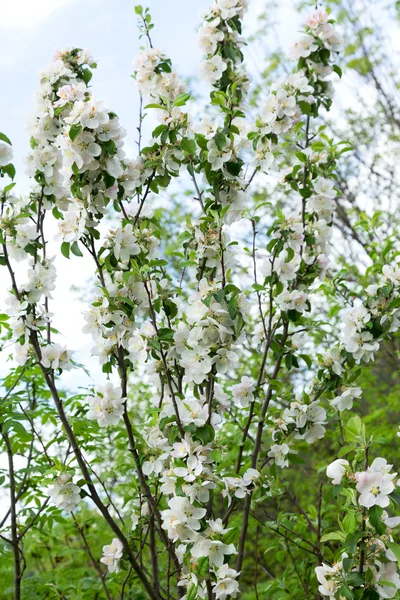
3, 1, 400, 599
198, 0, 248, 88
317, 457, 400, 599
340, 265, 400, 364
250, 8, 343, 174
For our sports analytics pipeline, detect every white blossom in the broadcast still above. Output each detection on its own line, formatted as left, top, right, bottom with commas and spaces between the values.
100, 538, 124, 573
86, 383, 125, 427
48, 473, 80, 511
326, 459, 349, 485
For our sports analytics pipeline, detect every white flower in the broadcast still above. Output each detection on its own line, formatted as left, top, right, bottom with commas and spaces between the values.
326, 459, 349, 485
276, 289, 309, 313
212, 0, 244, 20
86, 383, 125, 427
200, 55, 227, 84
268, 443, 290, 468
41, 344, 73, 370
161, 497, 206, 542
191, 538, 237, 568
56, 202, 87, 243
79, 100, 109, 129
15, 342, 30, 366
48, 473, 80, 511
342, 303, 371, 337
331, 387, 362, 411
128, 330, 148, 363
174, 455, 204, 482
113, 224, 140, 262
287, 70, 313, 93
180, 346, 213, 384
55, 82, 87, 106
261, 250, 301, 282
313, 177, 336, 199
374, 561, 400, 599
61, 130, 101, 169
344, 330, 380, 363
0, 141, 13, 166
355, 459, 396, 508
213, 565, 240, 599
307, 194, 335, 219
100, 538, 123, 573
290, 34, 318, 60
198, 18, 224, 55
106, 156, 124, 178
315, 562, 340, 599
276, 90, 297, 117
231, 376, 255, 407
382, 264, 400, 285
382, 512, 400, 529
143, 456, 166, 476
242, 468, 260, 486
305, 9, 329, 30
25, 260, 56, 302
207, 137, 231, 171
282, 400, 326, 444
321, 347, 345, 376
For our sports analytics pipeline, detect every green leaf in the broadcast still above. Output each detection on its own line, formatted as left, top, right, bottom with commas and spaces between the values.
287, 453, 305, 464
295, 151, 307, 163
61, 242, 70, 259
320, 531, 346, 543
347, 572, 365, 587
71, 241, 83, 257
173, 93, 190, 107
2, 164, 16, 179
344, 415, 364, 442
81, 68, 93, 85
144, 103, 167, 110
338, 445, 354, 458
368, 505, 386, 535
181, 137, 197, 155
196, 556, 209, 577
69, 124, 82, 141
338, 585, 353, 599
152, 124, 168, 138
195, 424, 215, 444
186, 584, 198, 600
103, 139, 117, 155
222, 527, 239, 545
298, 100, 312, 115
333, 64, 343, 78
342, 511, 357, 534
342, 557, 353, 573
0, 132, 12, 145
3, 182, 16, 194
157, 327, 174, 341
214, 131, 227, 151
52, 206, 63, 220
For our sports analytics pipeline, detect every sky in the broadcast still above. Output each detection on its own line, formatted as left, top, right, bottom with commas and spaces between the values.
0, 0, 303, 391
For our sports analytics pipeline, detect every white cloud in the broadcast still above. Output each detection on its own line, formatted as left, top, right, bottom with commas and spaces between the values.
0, 0, 75, 30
